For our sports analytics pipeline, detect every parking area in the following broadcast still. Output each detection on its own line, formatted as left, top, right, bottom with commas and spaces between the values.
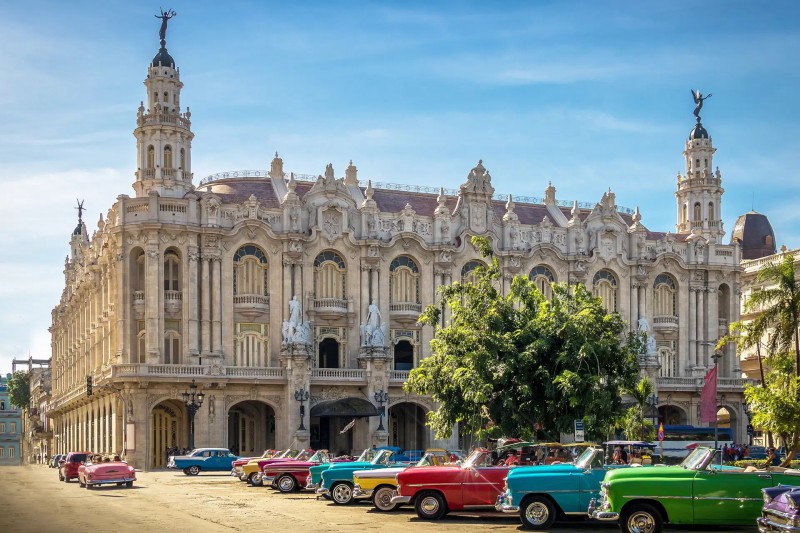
0, 465, 756, 532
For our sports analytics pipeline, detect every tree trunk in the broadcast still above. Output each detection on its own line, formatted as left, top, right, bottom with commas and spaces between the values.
780, 437, 798, 468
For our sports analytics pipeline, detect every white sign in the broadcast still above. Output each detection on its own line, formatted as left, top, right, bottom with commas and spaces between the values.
574, 420, 585, 442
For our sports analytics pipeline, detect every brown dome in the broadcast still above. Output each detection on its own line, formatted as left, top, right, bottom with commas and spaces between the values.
731, 211, 777, 260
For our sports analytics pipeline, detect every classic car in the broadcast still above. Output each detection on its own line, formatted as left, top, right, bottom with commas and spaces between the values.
497, 443, 648, 529
262, 449, 344, 492
167, 448, 240, 475
231, 449, 277, 477
589, 446, 800, 533
352, 449, 460, 511
78, 460, 136, 489
306, 448, 373, 494
391, 448, 510, 519
59, 452, 92, 482
318, 448, 410, 504
758, 484, 800, 532
241, 449, 306, 486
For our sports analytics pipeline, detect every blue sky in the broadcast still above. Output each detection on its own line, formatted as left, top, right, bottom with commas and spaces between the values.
1, 0, 799, 373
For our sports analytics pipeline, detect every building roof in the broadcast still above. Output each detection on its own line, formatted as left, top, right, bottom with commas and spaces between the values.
689, 121, 709, 140
151, 47, 175, 68
731, 210, 776, 260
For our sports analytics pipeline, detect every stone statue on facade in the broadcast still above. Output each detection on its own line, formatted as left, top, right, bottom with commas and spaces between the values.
638, 318, 657, 358
282, 295, 311, 345
360, 300, 385, 347
288, 295, 302, 326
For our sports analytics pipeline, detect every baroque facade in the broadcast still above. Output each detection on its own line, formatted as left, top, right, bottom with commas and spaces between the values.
48, 24, 752, 470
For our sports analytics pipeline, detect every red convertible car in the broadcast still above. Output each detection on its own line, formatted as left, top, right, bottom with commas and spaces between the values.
262, 449, 352, 493
58, 451, 93, 483
78, 460, 136, 489
392, 448, 509, 519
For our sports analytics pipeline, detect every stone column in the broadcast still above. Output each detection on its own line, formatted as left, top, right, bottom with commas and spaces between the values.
212, 257, 222, 355
698, 289, 706, 368
187, 247, 200, 359
145, 244, 161, 363
201, 258, 211, 356
689, 288, 697, 368
630, 283, 639, 327
638, 283, 645, 324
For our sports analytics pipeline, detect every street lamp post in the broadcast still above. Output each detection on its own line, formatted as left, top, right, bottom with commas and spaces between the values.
294, 388, 310, 431
710, 351, 723, 462
374, 390, 389, 431
181, 379, 205, 451
644, 394, 659, 441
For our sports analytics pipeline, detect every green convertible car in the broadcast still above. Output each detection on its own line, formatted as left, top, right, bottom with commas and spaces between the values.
589, 446, 800, 533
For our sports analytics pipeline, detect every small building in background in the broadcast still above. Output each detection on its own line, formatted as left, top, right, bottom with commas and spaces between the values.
0, 373, 23, 465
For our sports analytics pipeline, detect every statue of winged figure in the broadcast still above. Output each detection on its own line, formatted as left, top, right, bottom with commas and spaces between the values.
156, 9, 177, 45
691, 89, 712, 120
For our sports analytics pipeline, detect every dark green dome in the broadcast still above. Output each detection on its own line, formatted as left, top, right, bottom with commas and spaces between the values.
690, 122, 709, 140
151, 47, 175, 68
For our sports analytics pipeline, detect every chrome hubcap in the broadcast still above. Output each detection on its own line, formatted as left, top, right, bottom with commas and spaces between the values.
526, 502, 549, 525
376, 488, 395, 509
420, 496, 440, 515
279, 477, 294, 491
628, 511, 656, 533
333, 484, 351, 502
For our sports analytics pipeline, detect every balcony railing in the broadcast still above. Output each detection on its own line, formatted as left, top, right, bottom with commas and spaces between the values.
390, 370, 411, 382
653, 315, 679, 329
312, 298, 348, 312
133, 291, 145, 303
658, 376, 758, 390
225, 367, 285, 379
164, 290, 182, 302
233, 294, 270, 305
311, 368, 366, 381
390, 302, 423, 313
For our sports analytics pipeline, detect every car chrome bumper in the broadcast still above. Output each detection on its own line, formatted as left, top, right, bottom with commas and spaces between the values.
757, 516, 800, 532
263, 475, 275, 484
495, 494, 518, 513
305, 482, 318, 490
87, 477, 135, 485
390, 495, 411, 505
352, 486, 373, 498
588, 498, 618, 521
316, 487, 330, 496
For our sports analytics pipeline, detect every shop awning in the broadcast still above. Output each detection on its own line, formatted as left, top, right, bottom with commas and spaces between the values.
310, 397, 379, 418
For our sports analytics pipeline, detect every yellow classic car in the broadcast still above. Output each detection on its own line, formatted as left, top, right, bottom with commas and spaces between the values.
231, 449, 277, 478
352, 449, 460, 511
240, 449, 301, 485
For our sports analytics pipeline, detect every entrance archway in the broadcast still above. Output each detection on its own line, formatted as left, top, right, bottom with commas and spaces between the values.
388, 402, 428, 452
151, 400, 186, 469
227, 401, 276, 456
310, 397, 378, 455
659, 405, 688, 426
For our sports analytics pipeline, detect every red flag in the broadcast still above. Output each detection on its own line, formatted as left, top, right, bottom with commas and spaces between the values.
699, 366, 718, 424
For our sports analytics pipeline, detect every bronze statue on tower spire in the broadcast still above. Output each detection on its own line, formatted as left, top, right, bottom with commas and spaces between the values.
691, 89, 712, 123
156, 8, 177, 48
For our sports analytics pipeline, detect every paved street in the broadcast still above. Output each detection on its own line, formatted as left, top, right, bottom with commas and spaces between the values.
0, 465, 757, 533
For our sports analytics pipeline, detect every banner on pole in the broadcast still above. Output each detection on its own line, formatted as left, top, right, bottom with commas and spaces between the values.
699, 366, 718, 424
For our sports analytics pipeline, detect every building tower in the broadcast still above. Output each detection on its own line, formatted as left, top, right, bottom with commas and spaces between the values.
675, 91, 724, 240
132, 10, 194, 198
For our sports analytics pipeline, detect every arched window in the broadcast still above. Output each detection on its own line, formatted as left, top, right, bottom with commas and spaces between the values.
658, 340, 678, 377
180, 148, 186, 170
314, 251, 346, 299
137, 321, 146, 364
653, 274, 677, 317
693, 202, 701, 221
163, 92, 169, 105
163, 250, 180, 292
390, 256, 420, 304
394, 340, 414, 370
529, 265, 556, 299
592, 270, 618, 312
318, 338, 340, 369
235, 323, 268, 367
146, 146, 155, 169
164, 329, 180, 365
461, 260, 485, 285
164, 145, 173, 169
708, 202, 714, 222
233, 245, 268, 300
682, 204, 688, 224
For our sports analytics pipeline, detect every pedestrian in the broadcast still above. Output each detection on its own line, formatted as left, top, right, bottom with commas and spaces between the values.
763, 447, 781, 468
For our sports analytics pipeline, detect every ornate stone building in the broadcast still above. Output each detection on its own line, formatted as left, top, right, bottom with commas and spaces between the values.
48, 22, 752, 470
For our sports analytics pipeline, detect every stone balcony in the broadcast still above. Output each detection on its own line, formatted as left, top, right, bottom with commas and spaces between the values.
657, 376, 757, 392
389, 370, 410, 383
389, 302, 423, 323
164, 290, 182, 312
233, 293, 270, 317
310, 297, 350, 319
310, 368, 366, 383
653, 315, 679, 331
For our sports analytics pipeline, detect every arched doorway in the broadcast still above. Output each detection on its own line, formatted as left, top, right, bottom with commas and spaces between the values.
228, 401, 276, 456
394, 340, 414, 370
659, 405, 688, 426
388, 402, 428, 452
151, 400, 186, 469
310, 398, 378, 455
717, 405, 737, 441
318, 338, 340, 368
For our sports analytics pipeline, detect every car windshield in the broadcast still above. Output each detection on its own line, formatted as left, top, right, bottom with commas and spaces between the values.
574, 448, 602, 469
415, 452, 447, 466
370, 449, 395, 465
310, 450, 330, 463
680, 447, 713, 470
356, 449, 375, 462
280, 449, 299, 459
462, 450, 493, 468
71, 454, 87, 463
296, 449, 314, 461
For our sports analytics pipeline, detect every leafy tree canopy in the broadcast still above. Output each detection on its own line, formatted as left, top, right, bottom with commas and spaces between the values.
405, 237, 641, 442
745, 352, 800, 466
7, 370, 30, 409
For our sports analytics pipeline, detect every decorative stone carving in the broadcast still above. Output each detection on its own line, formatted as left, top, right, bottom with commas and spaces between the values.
360, 299, 385, 347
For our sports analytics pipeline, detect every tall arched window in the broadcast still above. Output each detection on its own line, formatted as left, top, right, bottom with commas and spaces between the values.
164, 145, 173, 169
180, 148, 186, 170
653, 274, 677, 318
461, 260, 485, 285
137, 321, 146, 364
708, 202, 714, 221
233, 245, 268, 303
235, 323, 268, 367
592, 270, 618, 312
682, 204, 688, 224
164, 330, 180, 364
693, 202, 701, 221
314, 251, 346, 299
135, 252, 146, 292
163, 250, 181, 292
390, 256, 420, 305
529, 265, 556, 299
146, 146, 155, 169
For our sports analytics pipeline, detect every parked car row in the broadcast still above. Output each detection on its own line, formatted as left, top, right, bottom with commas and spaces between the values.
167, 442, 799, 533
57, 451, 136, 489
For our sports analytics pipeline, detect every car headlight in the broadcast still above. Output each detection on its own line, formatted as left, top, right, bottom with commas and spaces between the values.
763, 492, 773, 504
788, 497, 798, 511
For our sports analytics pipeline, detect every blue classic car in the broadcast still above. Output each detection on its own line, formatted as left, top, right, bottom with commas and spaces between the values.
318, 448, 409, 504
497, 443, 649, 529
168, 448, 240, 475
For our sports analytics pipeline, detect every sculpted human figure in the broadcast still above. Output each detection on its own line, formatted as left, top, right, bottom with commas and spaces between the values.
288, 295, 302, 326
366, 299, 381, 330
691, 89, 712, 120
155, 9, 177, 44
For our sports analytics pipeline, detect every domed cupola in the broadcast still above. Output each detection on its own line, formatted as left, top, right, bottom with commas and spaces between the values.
151, 47, 175, 69
731, 211, 777, 260
689, 122, 709, 140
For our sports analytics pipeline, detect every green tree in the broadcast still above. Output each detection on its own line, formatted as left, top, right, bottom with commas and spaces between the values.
620, 377, 656, 441
730, 254, 800, 375
7, 370, 30, 409
744, 352, 800, 465
405, 237, 640, 441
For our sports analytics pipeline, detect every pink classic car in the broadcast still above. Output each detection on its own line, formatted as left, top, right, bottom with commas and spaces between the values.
78, 460, 136, 489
